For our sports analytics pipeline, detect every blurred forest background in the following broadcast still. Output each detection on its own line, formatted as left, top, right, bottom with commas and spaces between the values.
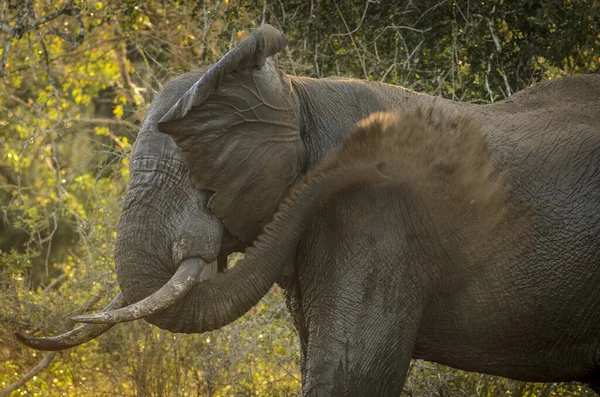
0, 0, 598, 396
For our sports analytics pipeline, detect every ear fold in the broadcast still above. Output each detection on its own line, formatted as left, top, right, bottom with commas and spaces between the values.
156, 25, 304, 243
157, 24, 288, 133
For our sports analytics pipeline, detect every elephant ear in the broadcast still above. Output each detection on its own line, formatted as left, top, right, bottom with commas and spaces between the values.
157, 24, 305, 244
158, 24, 288, 127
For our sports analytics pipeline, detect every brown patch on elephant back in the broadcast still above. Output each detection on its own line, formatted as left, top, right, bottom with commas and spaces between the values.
313, 106, 530, 260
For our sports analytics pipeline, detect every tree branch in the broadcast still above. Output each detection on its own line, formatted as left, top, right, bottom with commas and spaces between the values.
62, 117, 138, 131
0, 352, 58, 397
115, 39, 140, 104
0, 1, 84, 77
487, 16, 512, 96
25, 1, 73, 31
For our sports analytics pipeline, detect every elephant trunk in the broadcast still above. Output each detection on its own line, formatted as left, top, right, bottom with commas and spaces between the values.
106, 154, 222, 333
74, 160, 389, 333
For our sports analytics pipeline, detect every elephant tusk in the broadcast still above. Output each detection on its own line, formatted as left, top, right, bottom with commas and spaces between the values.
15, 293, 127, 351
72, 257, 205, 324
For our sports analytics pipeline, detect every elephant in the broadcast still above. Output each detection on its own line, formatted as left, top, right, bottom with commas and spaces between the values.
16, 24, 600, 396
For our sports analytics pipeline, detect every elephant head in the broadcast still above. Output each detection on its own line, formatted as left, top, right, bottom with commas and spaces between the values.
15, 25, 388, 350
157, 39, 305, 244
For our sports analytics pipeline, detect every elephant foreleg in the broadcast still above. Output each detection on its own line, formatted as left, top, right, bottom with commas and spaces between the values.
301, 274, 424, 397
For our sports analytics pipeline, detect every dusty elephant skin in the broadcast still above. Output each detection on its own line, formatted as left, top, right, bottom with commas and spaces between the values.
16, 25, 600, 396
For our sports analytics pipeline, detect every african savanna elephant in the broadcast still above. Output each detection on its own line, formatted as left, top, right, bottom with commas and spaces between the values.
16, 24, 600, 396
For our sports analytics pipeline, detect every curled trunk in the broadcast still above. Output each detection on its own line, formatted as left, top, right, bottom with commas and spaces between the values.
76, 160, 388, 333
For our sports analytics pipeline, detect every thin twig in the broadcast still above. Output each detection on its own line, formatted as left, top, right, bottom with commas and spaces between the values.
25, 1, 74, 31
62, 117, 138, 131
333, 2, 368, 79
0, 32, 13, 74
43, 212, 58, 276
485, 54, 495, 102
199, 0, 222, 62
330, 1, 370, 37
71, 291, 105, 317
261, 0, 268, 25
115, 39, 141, 104
486, 16, 511, 96
0, 0, 8, 27
42, 272, 68, 292
487, 18, 501, 53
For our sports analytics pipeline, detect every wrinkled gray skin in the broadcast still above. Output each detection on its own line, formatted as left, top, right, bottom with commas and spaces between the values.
24, 25, 600, 395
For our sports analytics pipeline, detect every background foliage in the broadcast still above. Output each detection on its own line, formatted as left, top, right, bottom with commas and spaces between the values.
0, 0, 598, 396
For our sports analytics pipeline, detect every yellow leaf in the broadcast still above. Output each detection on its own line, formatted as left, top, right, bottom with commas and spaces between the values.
114, 104, 124, 119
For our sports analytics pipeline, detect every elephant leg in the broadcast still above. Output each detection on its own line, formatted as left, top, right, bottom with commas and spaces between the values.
301, 277, 424, 397
302, 309, 420, 396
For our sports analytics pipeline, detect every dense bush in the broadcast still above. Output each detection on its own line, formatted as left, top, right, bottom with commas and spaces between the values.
1, 1, 598, 395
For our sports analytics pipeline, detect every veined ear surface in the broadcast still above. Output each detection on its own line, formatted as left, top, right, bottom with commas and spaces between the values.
156, 25, 304, 243
157, 24, 288, 134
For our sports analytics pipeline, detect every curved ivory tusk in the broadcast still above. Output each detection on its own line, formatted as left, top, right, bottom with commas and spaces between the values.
14, 293, 127, 351
72, 257, 205, 324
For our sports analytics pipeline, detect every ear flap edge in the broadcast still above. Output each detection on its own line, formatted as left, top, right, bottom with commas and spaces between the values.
157, 24, 288, 134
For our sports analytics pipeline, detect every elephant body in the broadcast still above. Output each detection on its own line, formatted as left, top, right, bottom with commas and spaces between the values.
416, 77, 600, 381
280, 74, 600, 394
18, 25, 600, 396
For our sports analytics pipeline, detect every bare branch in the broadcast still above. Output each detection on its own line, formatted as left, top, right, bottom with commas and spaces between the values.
485, 54, 495, 103
262, 0, 268, 26
115, 40, 142, 105
0, 352, 58, 397
0, 0, 8, 25
0, 32, 14, 76
330, 1, 370, 37
487, 17, 512, 96
25, 1, 75, 31
0, 21, 10, 33
0, 10, 30, 77
62, 117, 138, 132
487, 17, 501, 53
42, 273, 68, 292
